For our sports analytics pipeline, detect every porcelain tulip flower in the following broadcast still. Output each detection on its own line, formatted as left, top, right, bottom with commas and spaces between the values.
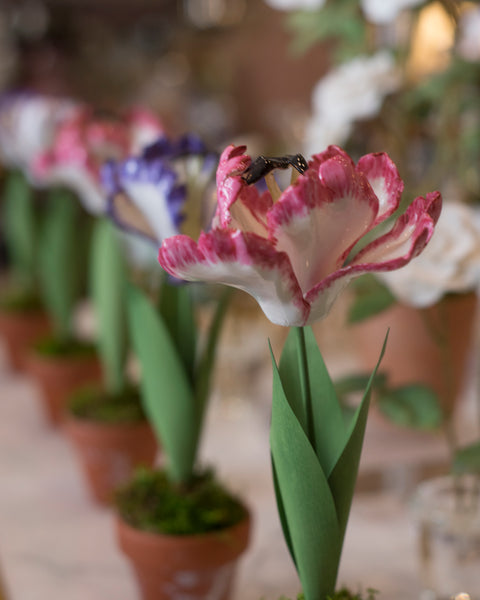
32, 106, 164, 214
0, 93, 76, 180
159, 144, 441, 327
102, 134, 218, 245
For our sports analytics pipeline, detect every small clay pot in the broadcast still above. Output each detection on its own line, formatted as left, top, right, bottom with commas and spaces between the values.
0, 309, 50, 371
115, 511, 251, 600
25, 351, 102, 425
64, 416, 158, 504
352, 291, 478, 414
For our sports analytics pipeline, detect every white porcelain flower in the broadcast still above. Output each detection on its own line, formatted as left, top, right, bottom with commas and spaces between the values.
304, 52, 400, 156
32, 106, 164, 214
361, 0, 424, 25
378, 202, 480, 307
457, 6, 480, 62
264, 0, 324, 10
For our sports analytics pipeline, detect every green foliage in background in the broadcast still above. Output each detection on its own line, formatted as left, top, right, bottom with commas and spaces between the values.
127, 283, 230, 485
1, 171, 37, 291
38, 187, 87, 340
90, 219, 129, 394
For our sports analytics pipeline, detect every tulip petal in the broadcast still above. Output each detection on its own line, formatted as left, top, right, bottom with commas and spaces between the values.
269, 153, 379, 293
356, 152, 404, 224
304, 192, 442, 324
349, 191, 442, 267
214, 144, 272, 238
159, 229, 310, 326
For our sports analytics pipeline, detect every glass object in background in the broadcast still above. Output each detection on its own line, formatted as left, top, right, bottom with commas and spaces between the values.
412, 475, 480, 600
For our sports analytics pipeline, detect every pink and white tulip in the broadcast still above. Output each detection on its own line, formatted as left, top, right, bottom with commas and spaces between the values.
32, 106, 164, 214
0, 93, 76, 182
159, 144, 441, 327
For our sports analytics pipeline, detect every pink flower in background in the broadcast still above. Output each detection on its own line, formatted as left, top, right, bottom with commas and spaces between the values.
0, 93, 76, 180
32, 106, 165, 214
159, 144, 441, 327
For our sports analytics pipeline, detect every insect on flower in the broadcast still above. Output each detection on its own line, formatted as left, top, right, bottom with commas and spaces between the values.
241, 153, 309, 185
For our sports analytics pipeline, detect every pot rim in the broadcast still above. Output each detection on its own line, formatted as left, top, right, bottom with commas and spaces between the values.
115, 504, 252, 567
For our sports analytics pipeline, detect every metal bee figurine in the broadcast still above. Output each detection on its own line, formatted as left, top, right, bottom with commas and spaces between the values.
241, 153, 308, 185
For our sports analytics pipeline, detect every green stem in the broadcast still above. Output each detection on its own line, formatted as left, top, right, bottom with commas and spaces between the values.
295, 326, 316, 448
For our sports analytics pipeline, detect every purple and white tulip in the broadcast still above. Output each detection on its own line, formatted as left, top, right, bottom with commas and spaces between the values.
102, 134, 218, 246
158, 144, 441, 327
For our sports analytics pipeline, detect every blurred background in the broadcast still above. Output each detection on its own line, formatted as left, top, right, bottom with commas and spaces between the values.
1, 2, 480, 598
0, 0, 331, 147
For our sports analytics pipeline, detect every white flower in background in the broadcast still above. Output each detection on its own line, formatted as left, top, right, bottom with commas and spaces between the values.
304, 52, 400, 157
378, 202, 480, 307
361, 0, 424, 24
457, 6, 480, 62
264, 0, 324, 10
0, 93, 76, 180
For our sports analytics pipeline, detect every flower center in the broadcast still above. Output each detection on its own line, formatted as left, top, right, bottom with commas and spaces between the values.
241, 153, 308, 201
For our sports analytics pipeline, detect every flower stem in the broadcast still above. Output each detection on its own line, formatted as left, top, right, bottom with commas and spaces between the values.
295, 326, 316, 448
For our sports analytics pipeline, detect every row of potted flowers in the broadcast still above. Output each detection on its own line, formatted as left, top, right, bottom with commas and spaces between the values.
0, 90, 471, 599
0, 93, 251, 599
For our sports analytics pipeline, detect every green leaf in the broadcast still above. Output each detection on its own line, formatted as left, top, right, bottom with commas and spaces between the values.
377, 384, 443, 430
280, 327, 346, 477
271, 345, 341, 600
90, 219, 128, 394
194, 288, 231, 418
2, 171, 36, 287
158, 278, 197, 383
348, 275, 396, 323
38, 188, 84, 339
453, 442, 480, 475
270, 331, 388, 600
127, 284, 198, 485
328, 333, 388, 544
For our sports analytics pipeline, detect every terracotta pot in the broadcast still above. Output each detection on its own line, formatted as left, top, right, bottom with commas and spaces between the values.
0, 309, 50, 371
352, 292, 478, 414
64, 417, 158, 504
116, 512, 251, 600
25, 352, 102, 425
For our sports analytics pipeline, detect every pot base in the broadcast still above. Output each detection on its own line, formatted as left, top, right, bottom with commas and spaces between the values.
0, 310, 50, 371
25, 351, 102, 425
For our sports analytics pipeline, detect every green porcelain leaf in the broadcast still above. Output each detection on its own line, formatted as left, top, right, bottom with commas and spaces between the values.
127, 284, 198, 485
158, 278, 197, 384
90, 219, 128, 394
270, 329, 388, 600
38, 188, 84, 339
2, 171, 36, 287
271, 348, 341, 600
328, 333, 387, 544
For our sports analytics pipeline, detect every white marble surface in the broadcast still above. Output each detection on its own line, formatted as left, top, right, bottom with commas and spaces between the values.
0, 339, 451, 600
